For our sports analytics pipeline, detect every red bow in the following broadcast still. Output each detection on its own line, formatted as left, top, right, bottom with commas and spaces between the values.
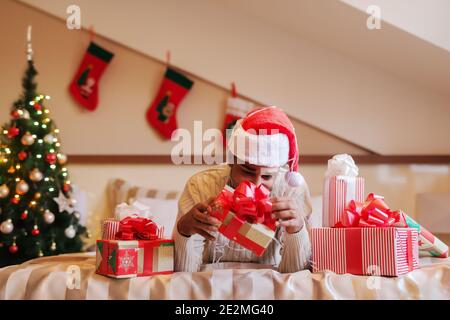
115, 216, 161, 240
211, 181, 275, 228
335, 193, 408, 228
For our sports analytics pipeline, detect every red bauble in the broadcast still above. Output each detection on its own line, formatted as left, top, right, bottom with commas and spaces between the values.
63, 183, 71, 192
34, 103, 42, 111
7, 126, 19, 138
18, 151, 28, 161
11, 110, 20, 119
31, 228, 40, 236
20, 212, 28, 220
45, 153, 57, 165
9, 244, 18, 254
10, 197, 19, 204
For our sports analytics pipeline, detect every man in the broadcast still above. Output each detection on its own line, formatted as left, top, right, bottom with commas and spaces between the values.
173, 106, 313, 273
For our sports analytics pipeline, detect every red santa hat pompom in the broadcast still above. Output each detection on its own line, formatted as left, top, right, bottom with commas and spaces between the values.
227, 106, 304, 187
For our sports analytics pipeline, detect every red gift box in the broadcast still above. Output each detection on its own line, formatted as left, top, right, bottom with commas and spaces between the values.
311, 227, 419, 276
209, 182, 276, 256
96, 216, 173, 278
96, 239, 174, 278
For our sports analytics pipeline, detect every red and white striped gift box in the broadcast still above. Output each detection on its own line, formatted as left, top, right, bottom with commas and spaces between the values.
101, 219, 120, 240
322, 176, 365, 227
311, 227, 419, 276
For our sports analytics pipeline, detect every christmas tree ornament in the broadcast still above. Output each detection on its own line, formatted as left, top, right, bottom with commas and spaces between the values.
31, 224, 40, 236
7, 126, 20, 138
10, 196, 20, 204
63, 183, 71, 193
0, 184, 9, 198
18, 151, 28, 161
21, 109, 30, 119
29, 168, 44, 182
53, 191, 75, 214
9, 243, 18, 254
146, 67, 194, 139
37, 250, 43, 257
10, 110, 21, 119
0, 219, 14, 234
33, 103, 42, 111
20, 210, 28, 220
50, 241, 56, 251
7, 166, 15, 174
73, 212, 80, 220
44, 134, 55, 144
57, 153, 67, 164
34, 192, 41, 199
45, 153, 57, 165
68, 42, 114, 111
15, 180, 29, 195
65, 225, 76, 238
43, 210, 55, 224
21, 132, 35, 145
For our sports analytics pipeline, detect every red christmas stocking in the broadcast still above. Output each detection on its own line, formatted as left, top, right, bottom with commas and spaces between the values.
69, 42, 114, 111
223, 96, 254, 144
146, 67, 194, 139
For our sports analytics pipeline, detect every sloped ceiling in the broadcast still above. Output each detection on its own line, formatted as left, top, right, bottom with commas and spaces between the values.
17, 0, 450, 155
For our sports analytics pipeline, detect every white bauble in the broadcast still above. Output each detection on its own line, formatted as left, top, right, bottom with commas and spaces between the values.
29, 168, 44, 182
57, 154, 67, 164
21, 132, 35, 146
43, 210, 55, 224
0, 184, 9, 198
21, 109, 30, 119
0, 219, 14, 234
65, 225, 76, 238
16, 180, 29, 195
44, 134, 55, 144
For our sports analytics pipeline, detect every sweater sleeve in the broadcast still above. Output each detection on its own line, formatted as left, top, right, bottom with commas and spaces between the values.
172, 180, 206, 272
273, 170, 314, 273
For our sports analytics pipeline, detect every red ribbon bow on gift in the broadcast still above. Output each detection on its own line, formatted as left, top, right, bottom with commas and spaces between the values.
115, 216, 161, 240
335, 193, 408, 228
212, 181, 275, 229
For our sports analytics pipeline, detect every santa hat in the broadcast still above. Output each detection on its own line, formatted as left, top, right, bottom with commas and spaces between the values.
227, 106, 304, 187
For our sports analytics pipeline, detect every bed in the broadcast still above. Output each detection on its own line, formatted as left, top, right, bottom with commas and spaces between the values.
0, 252, 448, 300
1, 179, 448, 300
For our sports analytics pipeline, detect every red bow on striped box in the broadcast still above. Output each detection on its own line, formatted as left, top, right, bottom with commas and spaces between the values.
209, 181, 276, 256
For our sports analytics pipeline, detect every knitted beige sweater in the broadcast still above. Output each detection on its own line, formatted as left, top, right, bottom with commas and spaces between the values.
172, 164, 313, 273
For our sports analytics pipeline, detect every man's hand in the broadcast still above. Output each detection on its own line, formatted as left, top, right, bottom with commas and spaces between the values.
270, 197, 305, 234
177, 198, 221, 241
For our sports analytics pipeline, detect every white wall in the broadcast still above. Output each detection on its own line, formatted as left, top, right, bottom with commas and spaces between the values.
18, 0, 450, 155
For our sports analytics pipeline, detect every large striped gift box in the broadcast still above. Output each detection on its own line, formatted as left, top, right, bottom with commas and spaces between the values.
322, 176, 365, 227
96, 239, 174, 278
311, 227, 419, 276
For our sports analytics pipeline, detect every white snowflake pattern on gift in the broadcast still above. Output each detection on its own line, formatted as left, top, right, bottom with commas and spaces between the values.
119, 251, 134, 273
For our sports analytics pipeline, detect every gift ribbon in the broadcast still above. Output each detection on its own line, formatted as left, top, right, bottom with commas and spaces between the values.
335, 193, 408, 228
114, 216, 161, 240
211, 181, 275, 229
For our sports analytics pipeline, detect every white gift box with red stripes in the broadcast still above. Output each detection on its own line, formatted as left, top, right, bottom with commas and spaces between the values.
311, 227, 419, 276
322, 176, 365, 227
101, 218, 120, 240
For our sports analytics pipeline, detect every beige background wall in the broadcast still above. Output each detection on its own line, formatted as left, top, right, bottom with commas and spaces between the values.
17, 0, 450, 155
1, 0, 449, 247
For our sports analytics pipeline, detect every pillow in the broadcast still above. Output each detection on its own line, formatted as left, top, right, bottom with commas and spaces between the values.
107, 178, 180, 216
134, 197, 179, 238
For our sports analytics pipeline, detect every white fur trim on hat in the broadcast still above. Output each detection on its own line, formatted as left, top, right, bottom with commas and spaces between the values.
227, 120, 290, 167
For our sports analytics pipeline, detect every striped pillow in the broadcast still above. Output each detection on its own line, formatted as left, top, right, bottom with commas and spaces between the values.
107, 178, 180, 212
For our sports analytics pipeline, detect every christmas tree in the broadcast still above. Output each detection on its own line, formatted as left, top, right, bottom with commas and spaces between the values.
0, 38, 88, 267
